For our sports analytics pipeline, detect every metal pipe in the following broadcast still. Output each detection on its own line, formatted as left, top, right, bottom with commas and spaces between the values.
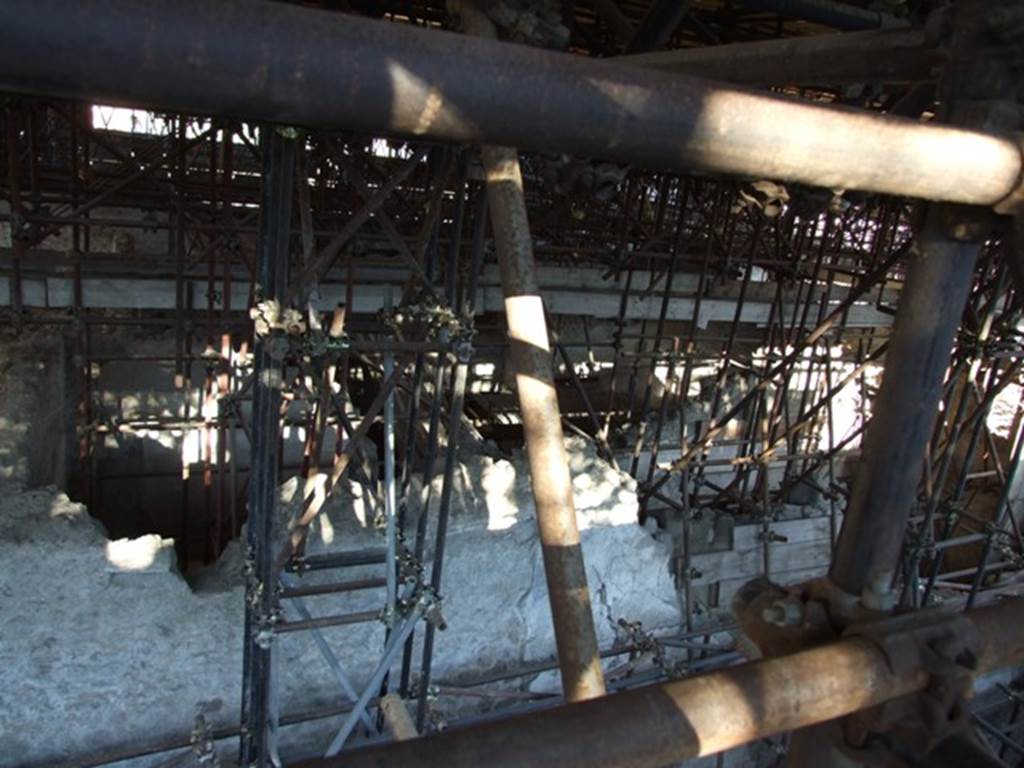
625, 0, 691, 54
619, 28, 940, 86
968, 417, 1024, 608
460, 1, 606, 705
738, 0, 904, 31
484, 144, 607, 703
239, 126, 296, 767
279, 578, 386, 598
919, 271, 1010, 605
324, 595, 427, 756
399, 342, 447, 694
275, 610, 380, 634
415, 354, 470, 729
830, 207, 982, 596
5, 109, 26, 317
630, 186, 688, 481
2, 0, 1022, 209
296, 598, 1024, 768
383, 302, 398, 625
279, 574, 377, 735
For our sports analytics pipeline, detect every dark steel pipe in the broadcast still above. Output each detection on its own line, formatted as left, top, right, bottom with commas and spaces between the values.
738, 0, 902, 30
830, 207, 982, 596
415, 354, 470, 727
1, 0, 1022, 208
275, 610, 379, 634
619, 28, 942, 86
293, 599, 1024, 768
279, 577, 387, 598
239, 127, 296, 767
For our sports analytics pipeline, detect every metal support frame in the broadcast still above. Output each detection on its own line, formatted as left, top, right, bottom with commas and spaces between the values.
240, 126, 297, 767
2, 2, 1023, 764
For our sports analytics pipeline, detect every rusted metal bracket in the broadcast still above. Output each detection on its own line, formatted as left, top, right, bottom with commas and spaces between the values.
734, 574, 987, 764
840, 610, 982, 760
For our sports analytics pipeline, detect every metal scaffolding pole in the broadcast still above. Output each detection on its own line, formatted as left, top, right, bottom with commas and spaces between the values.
295, 597, 1024, 768
239, 126, 297, 766
462, 0, 606, 702
483, 145, 608, 703
737, 0, 903, 30
830, 207, 983, 596
1, 0, 1021, 210
456, 2, 606, 705
618, 27, 939, 86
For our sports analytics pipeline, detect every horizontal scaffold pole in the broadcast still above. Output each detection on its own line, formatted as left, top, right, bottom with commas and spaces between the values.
1, 0, 1022, 210
296, 598, 1024, 768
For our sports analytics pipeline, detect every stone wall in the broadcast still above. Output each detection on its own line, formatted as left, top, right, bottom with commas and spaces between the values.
0, 437, 686, 766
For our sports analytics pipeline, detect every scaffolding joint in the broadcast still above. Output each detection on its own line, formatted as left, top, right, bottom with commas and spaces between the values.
735, 568, 991, 764
840, 608, 981, 759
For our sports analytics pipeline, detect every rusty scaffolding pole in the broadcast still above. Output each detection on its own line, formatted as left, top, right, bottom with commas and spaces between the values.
295, 596, 1024, 768
464, 1, 606, 705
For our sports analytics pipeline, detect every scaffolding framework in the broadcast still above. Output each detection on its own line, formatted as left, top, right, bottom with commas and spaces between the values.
2, 0, 1024, 765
